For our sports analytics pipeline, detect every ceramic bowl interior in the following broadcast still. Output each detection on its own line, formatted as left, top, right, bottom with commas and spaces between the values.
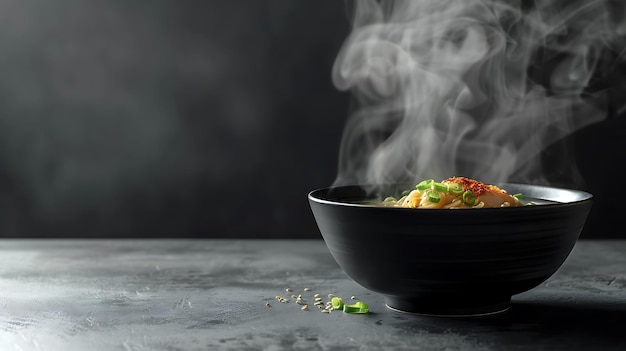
308, 183, 593, 317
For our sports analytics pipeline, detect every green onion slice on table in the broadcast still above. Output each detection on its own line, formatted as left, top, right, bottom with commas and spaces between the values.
343, 301, 369, 314
331, 297, 344, 310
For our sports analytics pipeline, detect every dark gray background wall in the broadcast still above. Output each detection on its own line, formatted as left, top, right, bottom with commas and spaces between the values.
0, 1, 623, 238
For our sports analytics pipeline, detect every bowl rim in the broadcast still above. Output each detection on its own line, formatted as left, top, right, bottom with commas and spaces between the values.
308, 182, 593, 211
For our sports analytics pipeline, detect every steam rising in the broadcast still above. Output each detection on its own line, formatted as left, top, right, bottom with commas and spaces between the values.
332, 0, 625, 187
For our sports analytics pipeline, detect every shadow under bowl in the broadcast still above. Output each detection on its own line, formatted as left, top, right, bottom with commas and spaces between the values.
308, 183, 593, 317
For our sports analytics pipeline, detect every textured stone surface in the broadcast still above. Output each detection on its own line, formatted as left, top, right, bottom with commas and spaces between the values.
0, 239, 624, 350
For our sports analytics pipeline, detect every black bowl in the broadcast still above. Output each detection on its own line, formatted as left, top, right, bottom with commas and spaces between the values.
308, 183, 592, 317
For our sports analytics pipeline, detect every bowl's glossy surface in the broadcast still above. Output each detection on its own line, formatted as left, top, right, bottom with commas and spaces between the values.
308, 183, 593, 316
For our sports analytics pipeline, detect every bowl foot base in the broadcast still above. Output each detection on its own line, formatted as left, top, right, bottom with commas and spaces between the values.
385, 296, 511, 317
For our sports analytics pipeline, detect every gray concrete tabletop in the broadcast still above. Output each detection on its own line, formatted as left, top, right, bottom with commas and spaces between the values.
0, 239, 625, 351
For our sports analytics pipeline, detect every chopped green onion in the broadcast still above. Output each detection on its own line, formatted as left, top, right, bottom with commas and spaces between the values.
427, 191, 441, 203
447, 183, 463, 195
401, 190, 411, 197
512, 193, 523, 199
331, 297, 344, 310
383, 196, 397, 202
343, 301, 369, 314
462, 190, 476, 206
432, 182, 448, 192
416, 179, 434, 191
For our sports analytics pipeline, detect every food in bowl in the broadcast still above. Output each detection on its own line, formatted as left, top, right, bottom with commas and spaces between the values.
375, 177, 524, 209
308, 182, 593, 316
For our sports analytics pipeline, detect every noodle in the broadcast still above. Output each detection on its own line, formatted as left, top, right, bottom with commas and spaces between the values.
376, 177, 523, 209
